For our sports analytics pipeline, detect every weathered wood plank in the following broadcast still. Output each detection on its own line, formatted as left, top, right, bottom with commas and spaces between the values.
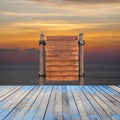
46, 76, 78, 81
77, 86, 101, 120
0, 86, 35, 120
46, 65, 78, 67
46, 36, 78, 81
4, 86, 41, 120
0, 86, 22, 115
46, 47, 78, 50
46, 60, 78, 62
109, 86, 120, 93
71, 86, 88, 120
0, 86, 17, 98
0, 86, 7, 90
0, 86, 13, 95
62, 86, 71, 120
46, 66, 78, 70
22, 86, 48, 120
67, 86, 81, 120
21, 86, 43, 120
46, 71, 78, 76
98, 86, 120, 108
0, 86, 21, 102
53, 86, 62, 120
11, 86, 39, 120
93, 86, 120, 120
33, 86, 53, 120
44, 86, 57, 120
46, 57, 78, 61
46, 52, 78, 56
84, 86, 111, 120
47, 52, 78, 57
0, 87, 21, 113
0, 86, 120, 120
106, 86, 120, 103
93, 86, 120, 114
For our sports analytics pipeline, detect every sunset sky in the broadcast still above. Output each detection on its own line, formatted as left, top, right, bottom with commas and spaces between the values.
0, 0, 120, 63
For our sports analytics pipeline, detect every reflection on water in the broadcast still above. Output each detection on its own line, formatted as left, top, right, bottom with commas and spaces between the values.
46, 36, 79, 81
0, 63, 120, 85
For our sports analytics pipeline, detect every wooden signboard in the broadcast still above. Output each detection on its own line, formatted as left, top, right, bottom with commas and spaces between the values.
46, 36, 78, 81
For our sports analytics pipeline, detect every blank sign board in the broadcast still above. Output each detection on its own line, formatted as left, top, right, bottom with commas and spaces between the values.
46, 36, 78, 81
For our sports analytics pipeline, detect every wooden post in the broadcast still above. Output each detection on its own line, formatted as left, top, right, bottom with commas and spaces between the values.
38, 34, 46, 85
78, 33, 85, 85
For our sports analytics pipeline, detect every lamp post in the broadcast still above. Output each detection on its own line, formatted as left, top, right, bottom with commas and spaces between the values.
38, 34, 46, 85
78, 33, 85, 85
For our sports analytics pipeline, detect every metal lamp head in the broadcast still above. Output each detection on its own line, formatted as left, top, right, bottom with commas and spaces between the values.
40, 34, 44, 40
79, 33, 84, 40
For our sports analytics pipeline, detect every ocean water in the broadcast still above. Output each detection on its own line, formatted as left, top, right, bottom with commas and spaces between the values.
0, 62, 120, 85
0, 63, 39, 85
85, 63, 120, 85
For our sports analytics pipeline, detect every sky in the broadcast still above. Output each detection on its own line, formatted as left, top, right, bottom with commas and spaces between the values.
0, 0, 120, 63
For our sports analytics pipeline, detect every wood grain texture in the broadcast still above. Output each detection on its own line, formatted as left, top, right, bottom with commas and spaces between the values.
46, 36, 78, 81
0, 85, 120, 120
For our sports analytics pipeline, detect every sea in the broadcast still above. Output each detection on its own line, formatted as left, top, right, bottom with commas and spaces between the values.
0, 62, 120, 85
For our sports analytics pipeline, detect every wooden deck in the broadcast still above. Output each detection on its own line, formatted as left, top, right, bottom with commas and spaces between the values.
46, 36, 79, 81
0, 85, 120, 120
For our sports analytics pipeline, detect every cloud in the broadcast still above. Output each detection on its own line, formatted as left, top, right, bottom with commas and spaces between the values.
65, 0, 120, 3
0, 48, 39, 63
0, 48, 39, 54
0, 11, 71, 17
0, 48, 19, 53
30, 0, 120, 4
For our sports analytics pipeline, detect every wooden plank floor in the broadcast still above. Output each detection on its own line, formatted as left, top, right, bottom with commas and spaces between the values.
0, 85, 120, 120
